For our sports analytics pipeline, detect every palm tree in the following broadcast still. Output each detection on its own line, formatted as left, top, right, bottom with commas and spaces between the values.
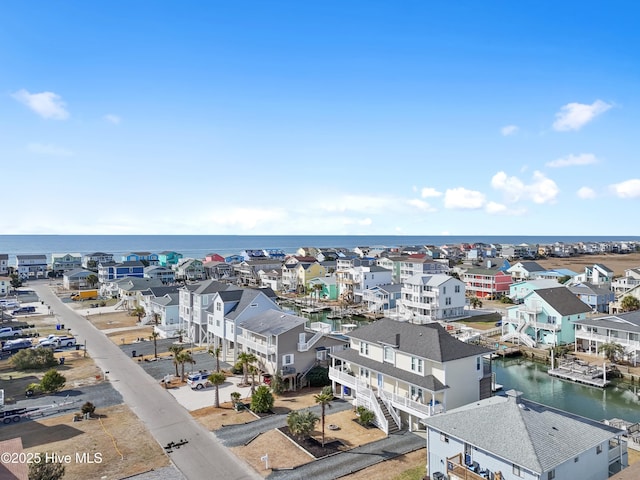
249, 364, 259, 395
132, 305, 145, 322
150, 330, 160, 359
287, 409, 319, 442
176, 350, 195, 381
168, 345, 184, 377
86, 274, 98, 288
208, 346, 222, 372
208, 371, 227, 408
620, 295, 640, 313
237, 351, 257, 386
598, 342, 625, 362
314, 386, 334, 447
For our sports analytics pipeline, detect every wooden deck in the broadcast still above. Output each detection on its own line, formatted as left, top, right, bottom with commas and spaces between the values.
548, 358, 611, 388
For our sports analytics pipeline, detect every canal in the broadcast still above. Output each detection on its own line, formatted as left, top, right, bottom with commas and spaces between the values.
494, 357, 640, 423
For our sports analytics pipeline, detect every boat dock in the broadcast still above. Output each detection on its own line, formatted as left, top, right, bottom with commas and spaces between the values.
548, 358, 611, 388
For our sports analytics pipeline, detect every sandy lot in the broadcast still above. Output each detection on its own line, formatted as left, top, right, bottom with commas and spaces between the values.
0, 404, 169, 480
534, 252, 640, 278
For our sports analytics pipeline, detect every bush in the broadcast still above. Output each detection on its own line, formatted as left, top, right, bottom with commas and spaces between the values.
250, 385, 274, 413
305, 366, 330, 387
40, 369, 66, 393
231, 361, 244, 375
355, 406, 376, 426
81, 402, 96, 415
11, 348, 57, 370
270, 372, 285, 396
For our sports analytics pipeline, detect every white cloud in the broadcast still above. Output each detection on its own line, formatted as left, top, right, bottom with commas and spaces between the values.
12, 89, 69, 120
320, 194, 394, 213
546, 153, 598, 168
501, 125, 519, 136
485, 201, 507, 214
443, 188, 486, 209
104, 114, 121, 124
577, 187, 596, 199
491, 170, 559, 204
552, 100, 611, 131
407, 199, 436, 212
420, 187, 443, 198
206, 207, 287, 230
27, 143, 73, 156
610, 179, 640, 199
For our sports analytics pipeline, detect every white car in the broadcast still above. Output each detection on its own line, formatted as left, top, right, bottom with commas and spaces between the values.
186, 371, 211, 390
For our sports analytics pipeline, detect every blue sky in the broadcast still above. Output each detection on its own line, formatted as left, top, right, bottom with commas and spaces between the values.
1, 1, 637, 235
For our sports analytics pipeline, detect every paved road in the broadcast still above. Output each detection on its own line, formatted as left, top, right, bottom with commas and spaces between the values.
32, 282, 260, 480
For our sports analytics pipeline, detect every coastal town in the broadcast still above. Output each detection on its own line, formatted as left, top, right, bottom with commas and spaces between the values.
2, 239, 640, 480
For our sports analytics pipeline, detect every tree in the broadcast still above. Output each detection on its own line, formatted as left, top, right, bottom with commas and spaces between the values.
208, 371, 227, 408
598, 342, 625, 362
286, 409, 318, 441
620, 295, 640, 313
150, 330, 160, 359
230, 391, 242, 410
237, 351, 257, 386
81, 401, 96, 416
176, 350, 195, 381
29, 456, 65, 480
86, 274, 99, 288
39, 369, 66, 393
270, 372, 285, 396
249, 364, 259, 395
314, 386, 334, 447
132, 305, 146, 322
250, 385, 274, 413
208, 346, 222, 372
9, 273, 22, 289
11, 348, 57, 370
168, 344, 184, 377
176, 329, 185, 343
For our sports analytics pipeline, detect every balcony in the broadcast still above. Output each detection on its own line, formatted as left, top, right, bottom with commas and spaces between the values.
445, 453, 493, 480
240, 337, 275, 355
329, 367, 357, 389
576, 331, 640, 350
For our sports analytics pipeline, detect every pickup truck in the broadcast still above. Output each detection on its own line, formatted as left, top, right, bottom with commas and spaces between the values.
37, 336, 77, 348
186, 371, 211, 390
0, 327, 21, 339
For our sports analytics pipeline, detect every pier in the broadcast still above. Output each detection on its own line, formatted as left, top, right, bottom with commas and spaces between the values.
548, 357, 611, 388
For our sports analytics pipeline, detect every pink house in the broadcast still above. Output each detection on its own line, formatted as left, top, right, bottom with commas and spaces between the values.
462, 267, 513, 299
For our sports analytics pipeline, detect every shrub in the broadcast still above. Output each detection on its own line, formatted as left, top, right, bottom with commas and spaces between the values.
81, 402, 96, 415
29, 457, 65, 480
231, 361, 244, 375
305, 366, 330, 387
11, 348, 57, 370
355, 406, 376, 426
270, 372, 285, 396
39, 369, 66, 393
250, 385, 274, 413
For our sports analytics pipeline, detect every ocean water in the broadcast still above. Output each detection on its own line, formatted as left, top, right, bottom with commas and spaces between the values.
0, 234, 639, 266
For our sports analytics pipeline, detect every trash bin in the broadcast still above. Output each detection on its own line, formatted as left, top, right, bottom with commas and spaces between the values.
60, 324, 64, 330
132, 350, 136, 357
56, 324, 61, 331
343, 386, 351, 395
59, 357, 65, 365
75, 345, 80, 351
432, 472, 445, 480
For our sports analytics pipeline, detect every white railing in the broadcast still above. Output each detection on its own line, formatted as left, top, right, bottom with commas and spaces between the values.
329, 367, 357, 389
240, 337, 275, 355
298, 330, 324, 352
500, 331, 536, 348
381, 390, 443, 417
378, 389, 401, 429
357, 385, 388, 435
575, 332, 640, 350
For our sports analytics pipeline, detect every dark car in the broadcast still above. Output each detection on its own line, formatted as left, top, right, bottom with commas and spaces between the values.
12, 306, 36, 315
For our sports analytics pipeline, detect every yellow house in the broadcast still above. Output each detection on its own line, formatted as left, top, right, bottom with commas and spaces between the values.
295, 262, 327, 291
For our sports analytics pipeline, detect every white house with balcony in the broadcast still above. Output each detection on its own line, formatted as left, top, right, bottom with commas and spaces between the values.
329, 318, 492, 435
572, 264, 615, 289
574, 311, 640, 367
502, 286, 592, 347
205, 286, 280, 361
335, 264, 392, 304
611, 268, 640, 297
179, 279, 234, 344
236, 310, 349, 390
398, 274, 466, 323
424, 390, 627, 480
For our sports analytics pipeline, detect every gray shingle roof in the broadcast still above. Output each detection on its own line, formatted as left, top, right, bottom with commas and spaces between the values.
238, 310, 305, 336
574, 311, 640, 334
534, 287, 593, 316
517, 261, 546, 272
423, 391, 623, 473
345, 318, 490, 362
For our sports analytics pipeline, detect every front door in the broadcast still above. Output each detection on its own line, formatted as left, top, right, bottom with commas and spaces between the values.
377, 373, 383, 391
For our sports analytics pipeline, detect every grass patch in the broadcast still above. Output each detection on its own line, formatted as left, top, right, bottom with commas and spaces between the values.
392, 465, 426, 480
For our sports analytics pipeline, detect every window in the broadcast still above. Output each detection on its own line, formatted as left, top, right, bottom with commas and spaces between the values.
443, 286, 446, 294
216, 318, 221, 327
477, 357, 481, 371
360, 367, 370, 379
548, 469, 555, 479
384, 346, 395, 363
455, 285, 460, 293
359, 342, 369, 355
216, 302, 221, 311
440, 433, 449, 443
513, 465, 523, 477
410, 385, 423, 400
283, 354, 294, 365
596, 445, 603, 454
445, 297, 451, 305
411, 357, 423, 373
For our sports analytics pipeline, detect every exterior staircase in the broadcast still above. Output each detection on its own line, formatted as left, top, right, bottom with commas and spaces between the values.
375, 396, 400, 434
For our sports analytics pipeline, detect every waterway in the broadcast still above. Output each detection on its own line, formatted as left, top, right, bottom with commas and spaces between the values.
494, 357, 640, 423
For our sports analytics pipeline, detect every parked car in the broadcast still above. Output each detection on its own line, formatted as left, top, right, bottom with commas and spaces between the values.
0, 300, 19, 308
186, 371, 211, 390
12, 306, 36, 315
0, 327, 20, 339
2, 339, 33, 352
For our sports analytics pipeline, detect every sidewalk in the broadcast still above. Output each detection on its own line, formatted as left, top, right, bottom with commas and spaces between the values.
166, 374, 254, 410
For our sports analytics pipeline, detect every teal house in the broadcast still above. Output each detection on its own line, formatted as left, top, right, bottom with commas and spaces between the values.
308, 276, 338, 301
158, 251, 183, 267
502, 286, 592, 347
